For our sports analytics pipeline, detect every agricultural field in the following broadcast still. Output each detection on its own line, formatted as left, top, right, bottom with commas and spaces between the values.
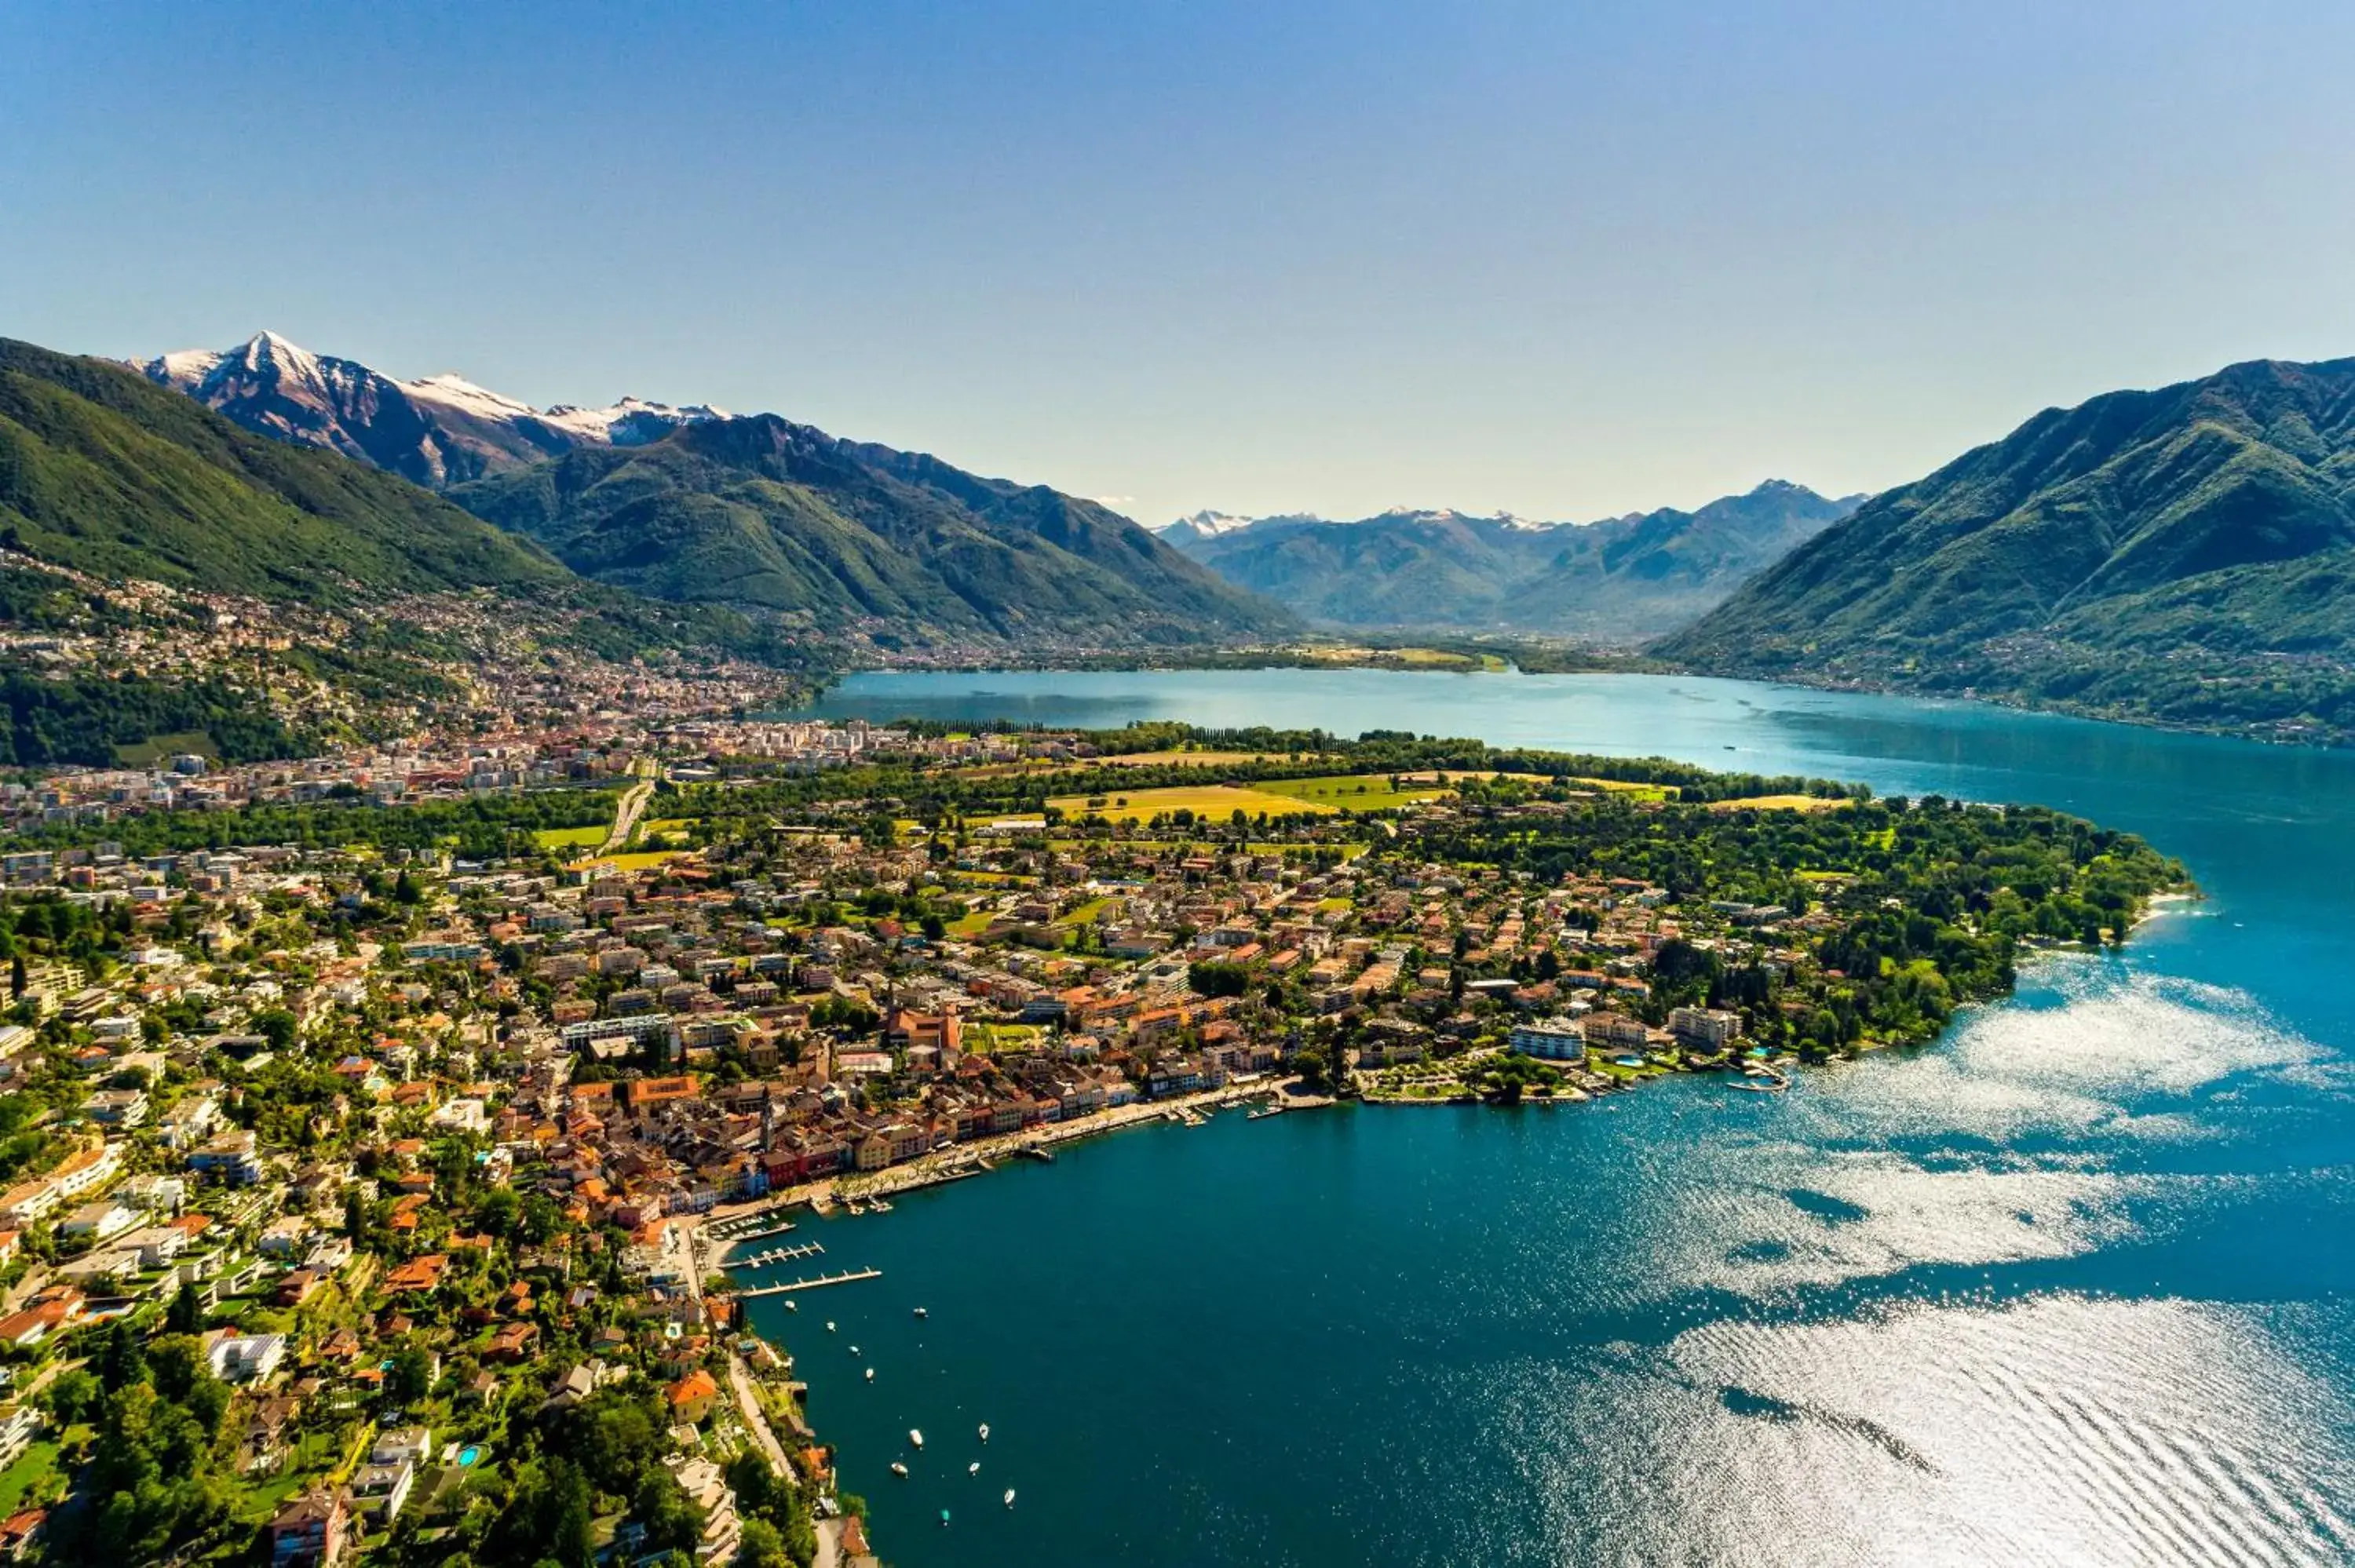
1254, 773, 1454, 810
1707, 793, 1849, 813
1046, 783, 1332, 822
1569, 776, 1672, 802
1289, 644, 1499, 671
1369, 646, 1492, 669
534, 822, 610, 849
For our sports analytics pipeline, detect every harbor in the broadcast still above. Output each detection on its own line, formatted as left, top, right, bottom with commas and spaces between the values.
805, 1079, 1324, 1205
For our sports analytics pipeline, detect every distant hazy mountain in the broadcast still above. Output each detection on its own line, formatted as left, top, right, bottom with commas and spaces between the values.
1159, 510, 1271, 548
138, 331, 722, 489
1161, 481, 1860, 640
451, 414, 1298, 647
1656, 358, 2355, 741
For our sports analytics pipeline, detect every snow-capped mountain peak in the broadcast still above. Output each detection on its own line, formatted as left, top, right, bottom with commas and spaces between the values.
135, 332, 730, 489
537, 396, 732, 443
1373, 505, 1568, 531
1157, 509, 1259, 539
240, 327, 309, 364
403, 371, 539, 420
146, 347, 228, 390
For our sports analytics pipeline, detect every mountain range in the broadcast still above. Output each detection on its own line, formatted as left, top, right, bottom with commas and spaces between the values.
1657, 357, 2355, 739
126, 333, 1293, 650
3, 337, 571, 602
138, 332, 724, 490
450, 414, 1293, 647
0, 337, 807, 673
1159, 481, 1861, 641
53, 326, 2355, 742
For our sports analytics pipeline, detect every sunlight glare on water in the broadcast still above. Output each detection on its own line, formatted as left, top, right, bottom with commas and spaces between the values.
759, 670, 2355, 1567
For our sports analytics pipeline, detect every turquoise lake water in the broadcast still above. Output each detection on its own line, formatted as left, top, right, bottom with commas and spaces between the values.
743, 669, 2355, 1566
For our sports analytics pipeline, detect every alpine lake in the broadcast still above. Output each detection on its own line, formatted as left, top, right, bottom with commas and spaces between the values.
743, 668, 2355, 1566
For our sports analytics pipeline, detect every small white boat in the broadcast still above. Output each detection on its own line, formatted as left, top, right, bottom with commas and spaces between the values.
783, 1299, 798, 1312
849, 1345, 860, 1355
1003, 1488, 1016, 1508
977, 1423, 990, 1443
913, 1306, 928, 1318
864, 1368, 874, 1383
826, 1321, 837, 1333
968, 1460, 980, 1476
909, 1428, 925, 1449
890, 1462, 908, 1478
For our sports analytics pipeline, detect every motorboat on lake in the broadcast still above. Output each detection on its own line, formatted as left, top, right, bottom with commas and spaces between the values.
977, 1423, 990, 1442
909, 1428, 925, 1449
890, 1462, 907, 1478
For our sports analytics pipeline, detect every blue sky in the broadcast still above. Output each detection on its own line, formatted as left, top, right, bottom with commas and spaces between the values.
5, 1, 2353, 525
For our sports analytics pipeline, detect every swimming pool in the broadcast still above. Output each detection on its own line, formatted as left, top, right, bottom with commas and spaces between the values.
455, 1445, 482, 1467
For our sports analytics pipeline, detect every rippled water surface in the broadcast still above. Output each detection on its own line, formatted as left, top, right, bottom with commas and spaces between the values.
744, 670, 2355, 1566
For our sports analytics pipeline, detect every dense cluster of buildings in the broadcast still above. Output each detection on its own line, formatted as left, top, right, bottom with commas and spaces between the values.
0, 720, 1857, 1563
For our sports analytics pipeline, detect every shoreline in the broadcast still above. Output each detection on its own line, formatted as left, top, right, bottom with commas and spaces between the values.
805, 661, 2352, 753
697, 1078, 1329, 1263
687, 1077, 1335, 1557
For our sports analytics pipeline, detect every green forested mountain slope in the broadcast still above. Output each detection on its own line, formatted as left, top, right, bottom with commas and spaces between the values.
452, 414, 1297, 647
1656, 358, 2355, 741
0, 339, 568, 600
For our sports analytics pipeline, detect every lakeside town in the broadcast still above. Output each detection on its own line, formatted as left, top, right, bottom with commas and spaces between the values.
0, 713, 2184, 1566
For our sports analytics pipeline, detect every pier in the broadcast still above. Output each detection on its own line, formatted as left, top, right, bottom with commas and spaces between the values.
734, 1241, 827, 1267
739, 1267, 883, 1298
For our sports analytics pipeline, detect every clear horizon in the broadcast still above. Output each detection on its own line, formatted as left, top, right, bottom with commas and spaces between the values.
7, 2, 2354, 525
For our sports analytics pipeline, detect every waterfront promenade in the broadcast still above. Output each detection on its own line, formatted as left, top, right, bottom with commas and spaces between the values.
697, 1078, 1329, 1239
